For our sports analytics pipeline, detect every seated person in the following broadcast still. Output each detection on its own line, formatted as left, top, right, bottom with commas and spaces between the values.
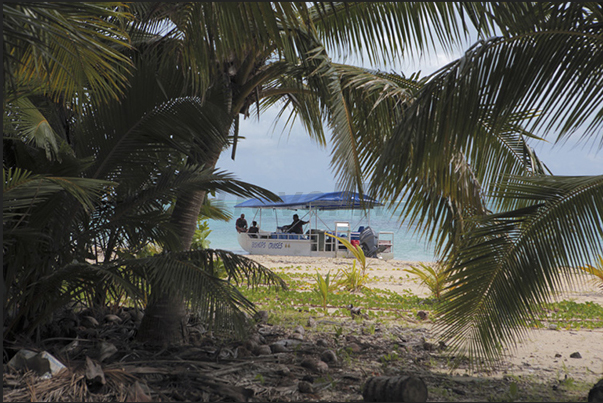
286, 213, 309, 234
248, 221, 259, 237
235, 214, 248, 233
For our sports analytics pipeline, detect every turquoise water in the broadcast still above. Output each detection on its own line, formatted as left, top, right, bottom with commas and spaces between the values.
205, 198, 438, 262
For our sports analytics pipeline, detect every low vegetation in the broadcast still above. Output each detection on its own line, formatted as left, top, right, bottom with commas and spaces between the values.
237, 266, 603, 331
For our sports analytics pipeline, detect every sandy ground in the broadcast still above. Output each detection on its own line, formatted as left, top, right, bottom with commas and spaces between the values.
247, 254, 603, 384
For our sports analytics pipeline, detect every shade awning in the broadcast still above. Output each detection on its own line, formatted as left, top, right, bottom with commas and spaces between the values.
235, 191, 382, 210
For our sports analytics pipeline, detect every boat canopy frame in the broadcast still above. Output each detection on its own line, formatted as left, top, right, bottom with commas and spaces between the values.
235, 191, 382, 234
235, 191, 382, 211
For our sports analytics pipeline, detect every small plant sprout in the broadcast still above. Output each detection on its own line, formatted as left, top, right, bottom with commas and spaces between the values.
402, 262, 451, 300
313, 270, 338, 312
326, 233, 371, 292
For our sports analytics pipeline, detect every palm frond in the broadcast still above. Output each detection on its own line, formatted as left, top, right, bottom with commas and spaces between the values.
386, 30, 603, 153
131, 249, 286, 336
3, 260, 145, 336
3, 2, 134, 104
3, 167, 112, 226
4, 97, 64, 161
436, 175, 603, 365
578, 255, 603, 290
308, 2, 482, 64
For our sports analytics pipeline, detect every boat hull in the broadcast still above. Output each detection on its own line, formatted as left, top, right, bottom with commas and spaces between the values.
237, 232, 392, 260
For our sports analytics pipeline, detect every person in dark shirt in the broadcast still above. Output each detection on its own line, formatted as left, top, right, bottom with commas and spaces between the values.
235, 214, 248, 233
287, 214, 309, 234
248, 221, 259, 237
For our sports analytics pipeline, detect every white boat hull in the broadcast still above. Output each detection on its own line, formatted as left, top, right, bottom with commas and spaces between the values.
237, 231, 393, 260
238, 232, 350, 258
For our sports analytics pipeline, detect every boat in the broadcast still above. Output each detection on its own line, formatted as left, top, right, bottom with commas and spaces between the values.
235, 192, 394, 260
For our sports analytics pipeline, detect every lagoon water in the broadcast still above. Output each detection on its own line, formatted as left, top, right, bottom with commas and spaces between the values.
205, 198, 438, 262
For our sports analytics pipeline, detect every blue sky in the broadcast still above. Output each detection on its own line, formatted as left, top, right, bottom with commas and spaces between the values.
215, 40, 602, 198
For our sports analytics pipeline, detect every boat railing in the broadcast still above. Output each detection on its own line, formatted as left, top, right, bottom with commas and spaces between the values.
243, 231, 311, 241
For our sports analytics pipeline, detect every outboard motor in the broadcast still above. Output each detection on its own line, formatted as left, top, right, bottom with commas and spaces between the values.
359, 226, 379, 258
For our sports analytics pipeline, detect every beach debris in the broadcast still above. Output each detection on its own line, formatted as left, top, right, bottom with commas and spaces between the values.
85, 356, 106, 387
270, 342, 289, 353
307, 317, 317, 328
290, 332, 304, 341
104, 314, 122, 324
126, 381, 153, 402
347, 342, 362, 353
254, 310, 269, 324
301, 357, 329, 373
82, 315, 99, 327
423, 341, 438, 352
570, 352, 582, 359
253, 344, 272, 356
348, 304, 369, 319
298, 380, 314, 393
417, 310, 429, 320
7, 349, 67, 379
362, 375, 428, 402
316, 338, 329, 347
293, 325, 305, 335
276, 365, 291, 376
555, 353, 562, 358
98, 341, 118, 362
273, 338, 302, 349
320, 349, 338, 364
59, 338, 81, 355
588, 379, 603, 402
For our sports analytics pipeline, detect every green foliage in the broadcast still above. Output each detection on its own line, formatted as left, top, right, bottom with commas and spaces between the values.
535, 300, 603, 330
337, 260, 371, 292
403, 262, 451, 300
191, 217, 213, 250
325, 233, 371, 292
578, 255, 603, 290
5, 1, 602, 369
237, 268, 428, 323
313, 270, 338, 312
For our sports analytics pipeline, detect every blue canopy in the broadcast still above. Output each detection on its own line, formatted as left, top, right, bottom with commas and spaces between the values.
235, 191, 382, 210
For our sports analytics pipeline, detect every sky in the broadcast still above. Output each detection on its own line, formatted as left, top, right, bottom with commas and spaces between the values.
214, 35, 602, 199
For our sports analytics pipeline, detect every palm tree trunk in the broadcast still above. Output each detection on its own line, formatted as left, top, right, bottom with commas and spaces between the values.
136, 152, 223, 346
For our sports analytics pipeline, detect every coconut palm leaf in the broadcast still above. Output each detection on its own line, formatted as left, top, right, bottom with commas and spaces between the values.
3, 259, 147, 336
316, 63, 549, 257
437, 175, 603, 364
578, 255, 603, 290
3, 2, 133, 103
308, 2, 495, 64
3, 97, 64, 161
81, 165, 280, 259
379, 11, 603, 158
3, 167, 112, 225
130, 249, 286, 336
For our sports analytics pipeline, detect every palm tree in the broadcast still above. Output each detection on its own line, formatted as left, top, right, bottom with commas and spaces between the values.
349, 2, 603, 364
3, 3, 287, 341
128, 2, 496, 343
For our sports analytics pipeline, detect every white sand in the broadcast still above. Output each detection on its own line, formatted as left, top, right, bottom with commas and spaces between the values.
248, 254, 603, 383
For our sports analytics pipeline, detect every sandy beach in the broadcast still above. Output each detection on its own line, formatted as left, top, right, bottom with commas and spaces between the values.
248, 254, 603, 384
